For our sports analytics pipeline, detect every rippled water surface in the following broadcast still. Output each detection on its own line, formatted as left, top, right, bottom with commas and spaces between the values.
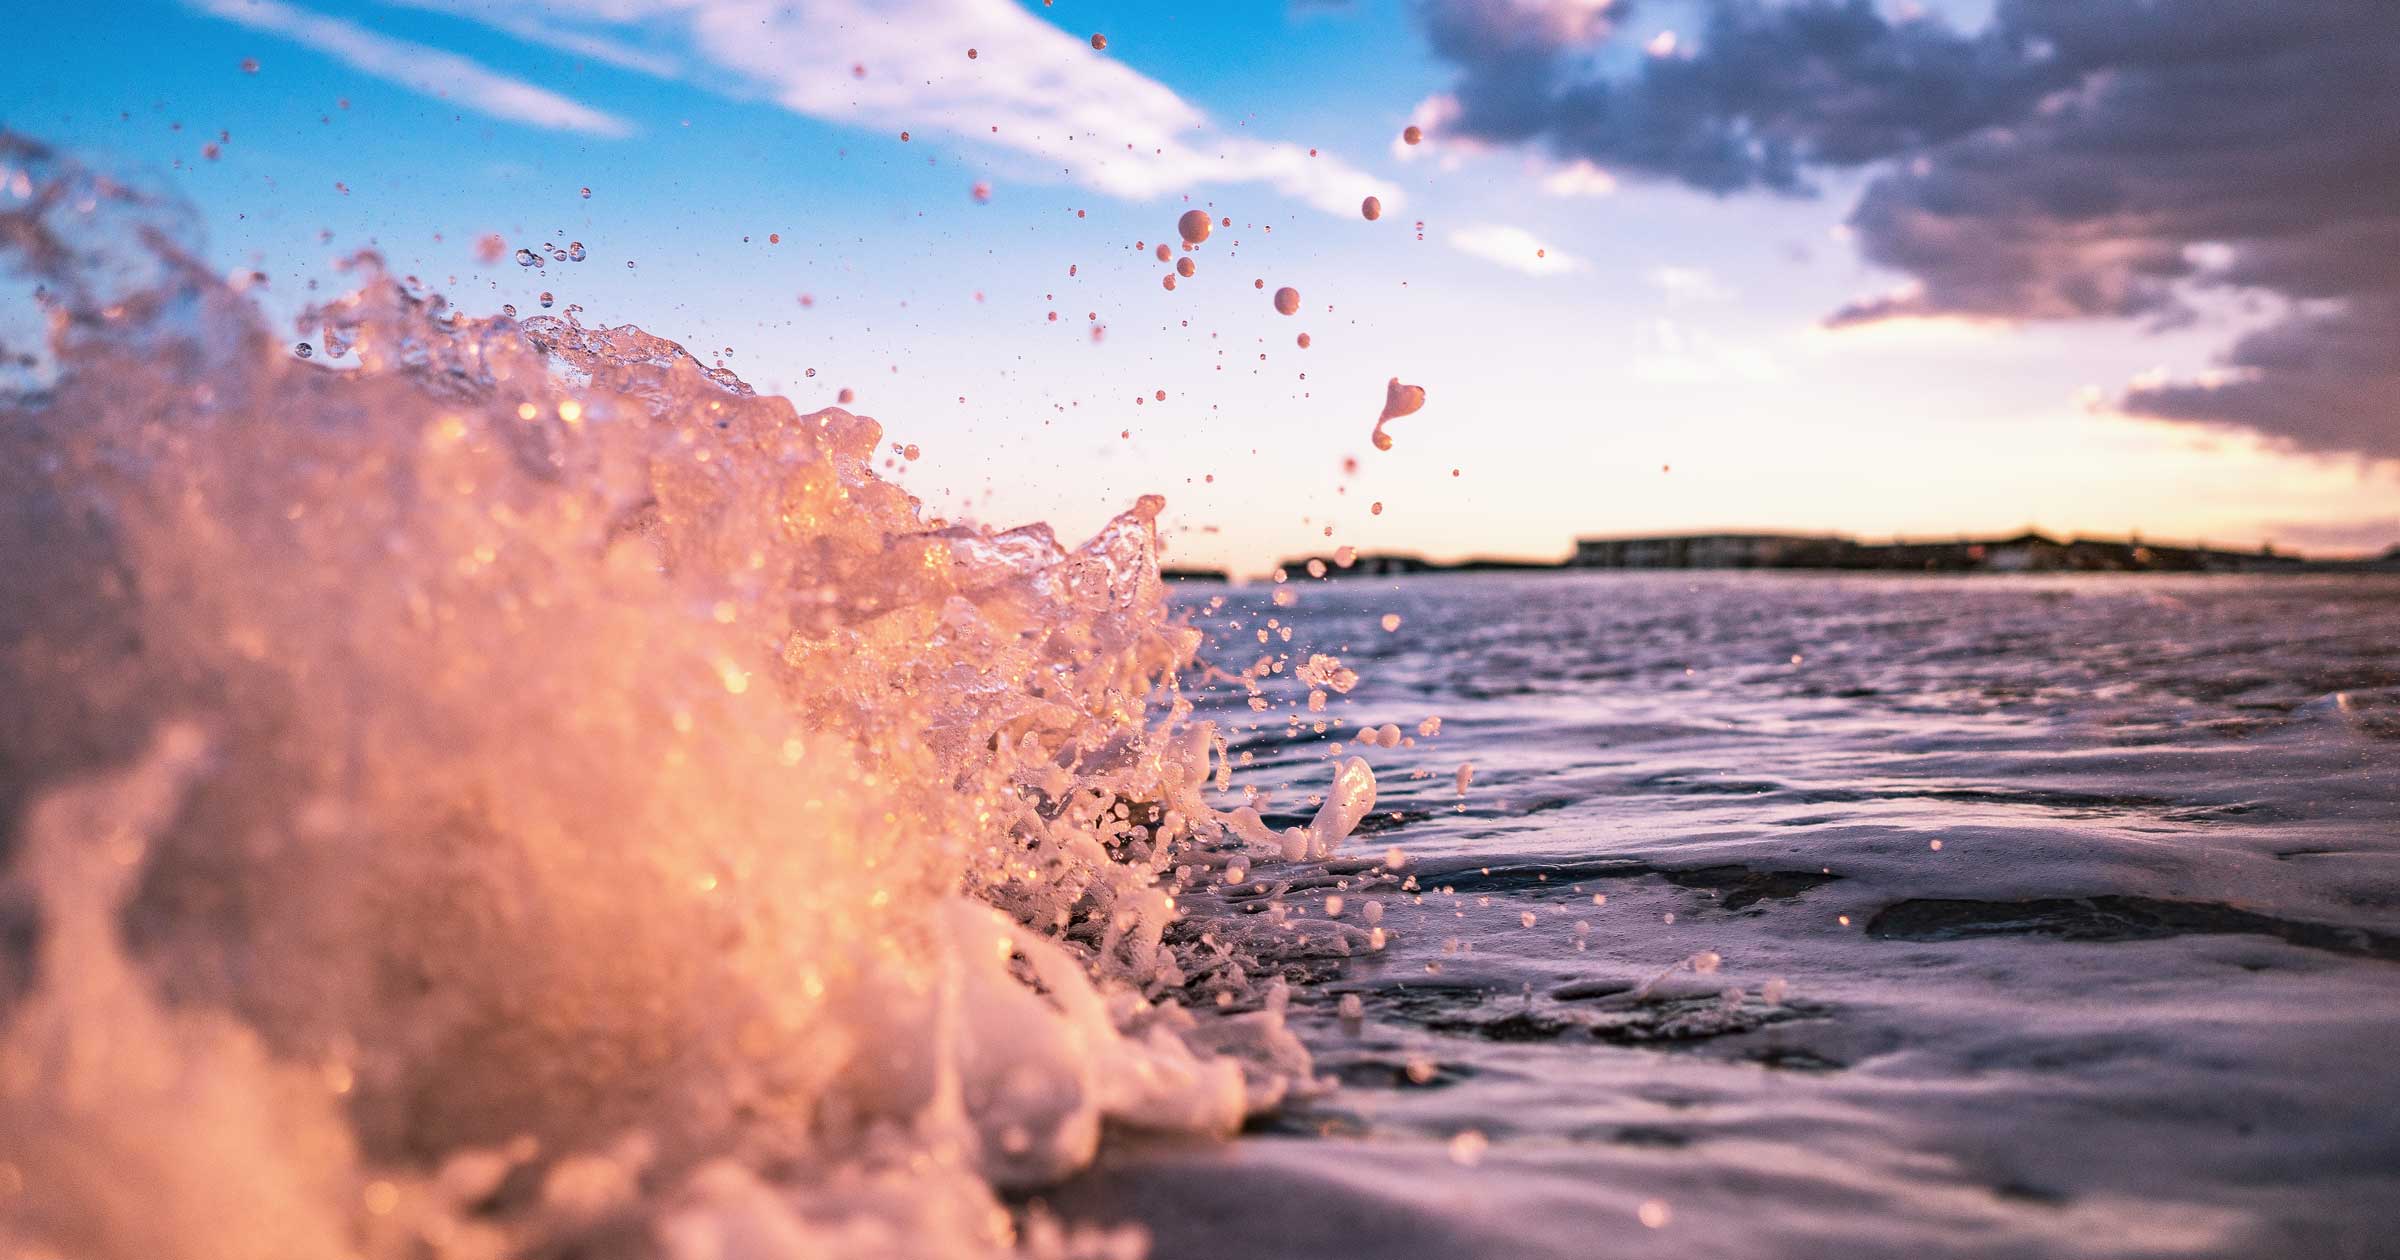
1056, 572, 2400, 1259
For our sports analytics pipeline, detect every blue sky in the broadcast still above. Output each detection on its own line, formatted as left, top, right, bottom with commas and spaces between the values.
8, 0, 2396, 569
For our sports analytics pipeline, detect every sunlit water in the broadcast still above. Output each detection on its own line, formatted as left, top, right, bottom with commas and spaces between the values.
1046, 571, 2400, 1259
6, 129, 2398, 1260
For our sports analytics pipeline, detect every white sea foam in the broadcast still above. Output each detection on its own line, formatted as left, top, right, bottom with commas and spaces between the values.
0, 135, 1379, 1260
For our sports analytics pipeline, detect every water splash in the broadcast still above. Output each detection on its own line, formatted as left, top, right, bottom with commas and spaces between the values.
0, 134, 1375, 1260
1372, 378, 1425, 450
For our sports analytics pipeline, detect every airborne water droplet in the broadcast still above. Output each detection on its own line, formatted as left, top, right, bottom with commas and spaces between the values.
567, 242, 586, 262
514, 249, 538, 267
1361, 196, 1382, 221
539, 292, 553, 308
1373, 378, 1426, 451
1403, 125, 1423, 145
1090, 32, 1107, 49
1272, 287, 1300, 316
1176, 257, 1195, 278
1177, 209, 1212, 246
292, 341, 312, 358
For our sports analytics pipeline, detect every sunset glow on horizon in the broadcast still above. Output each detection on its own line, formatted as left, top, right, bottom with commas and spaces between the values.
12, 0, 2395, 570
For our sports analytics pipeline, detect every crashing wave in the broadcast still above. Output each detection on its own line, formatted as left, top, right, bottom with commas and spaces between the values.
0, 134, 1371, 1260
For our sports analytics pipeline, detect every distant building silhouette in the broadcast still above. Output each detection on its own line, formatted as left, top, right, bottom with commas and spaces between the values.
1212, 529, 2393, 584
1567, 530, 2308, 574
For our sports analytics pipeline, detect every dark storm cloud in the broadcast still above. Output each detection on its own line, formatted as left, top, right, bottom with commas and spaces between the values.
1417, 0, 2400, 459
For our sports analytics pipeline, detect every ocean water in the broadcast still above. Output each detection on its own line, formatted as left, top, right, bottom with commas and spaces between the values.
1047, 571, 2400, 1259
6, 132, 2398, 1260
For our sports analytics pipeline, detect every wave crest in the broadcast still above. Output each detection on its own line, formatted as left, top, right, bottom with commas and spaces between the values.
0, 134, 1365, 1260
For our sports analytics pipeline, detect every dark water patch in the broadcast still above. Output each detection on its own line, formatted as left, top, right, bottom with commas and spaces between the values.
1421, 1009, 1580, 1042
1610, 1125, 1694, 1147
1353, 808, 1430, 835
1630, 772, 1790, 797
1992, 1180, 2072, 1207
2158, 801, 2269, 823
1905, 785, 2176, 816
1549, 977, 1637, 1001
1658, 865, 1841, 911
1242, 1107, 1370, 1138
1347, 978, 1505, 1023
1866, 896, 2400, 963
1450, 680, 1542, 701
1738, 1045, 1848, 1073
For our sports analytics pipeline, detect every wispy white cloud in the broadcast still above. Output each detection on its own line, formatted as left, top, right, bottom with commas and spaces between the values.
1448, 223, 1583, 276
1648, 264, 1731, 302
374, 0, 684, 77
189, 0, 634, 136
411, 0, 1395, 216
